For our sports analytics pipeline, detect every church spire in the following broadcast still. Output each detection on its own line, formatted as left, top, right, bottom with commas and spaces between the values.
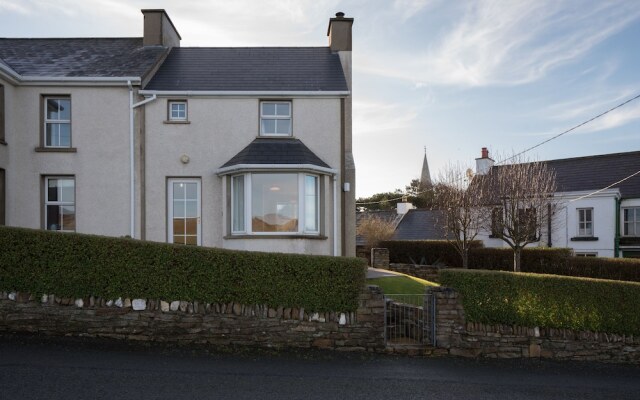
420, 146, 432, 188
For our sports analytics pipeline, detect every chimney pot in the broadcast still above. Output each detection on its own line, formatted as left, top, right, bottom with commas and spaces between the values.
335, 12, 345, 18
481, 147, 489, 159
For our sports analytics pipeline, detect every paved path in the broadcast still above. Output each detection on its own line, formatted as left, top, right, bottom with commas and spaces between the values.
366, 267, 402, 278
1, 335, 639, 400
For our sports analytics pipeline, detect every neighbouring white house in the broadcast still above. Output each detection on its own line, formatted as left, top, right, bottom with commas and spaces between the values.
0, 9, 356, 256
475, 148, 640, 258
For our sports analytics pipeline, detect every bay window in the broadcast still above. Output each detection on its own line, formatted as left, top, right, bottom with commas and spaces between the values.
231, 173, 319, 235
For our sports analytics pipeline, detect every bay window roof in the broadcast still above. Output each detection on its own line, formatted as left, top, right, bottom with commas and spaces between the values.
217, 138, 335, 176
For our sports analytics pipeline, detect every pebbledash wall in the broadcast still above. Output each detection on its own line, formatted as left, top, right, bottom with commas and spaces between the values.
0, 286, 385, 352
428, 287, 640, 363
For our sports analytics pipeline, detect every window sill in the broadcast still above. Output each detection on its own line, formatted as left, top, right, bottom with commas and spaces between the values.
257, 134, 294, 139
570, 236, 599, 241
35, 147, 77, 153
225, 234, 327, 240
164, 120, 191, 124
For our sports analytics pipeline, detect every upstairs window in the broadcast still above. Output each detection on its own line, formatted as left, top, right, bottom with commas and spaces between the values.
490, 207, 503, 237
168, 101, 188, 121
577, 208, 593, 237
44, 97, 71, 147
623, 207, 640, 236
260, 101, 291, 136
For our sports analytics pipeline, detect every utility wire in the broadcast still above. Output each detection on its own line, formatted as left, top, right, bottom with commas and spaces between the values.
567, 168, 640, 203
356, 92, 640, 206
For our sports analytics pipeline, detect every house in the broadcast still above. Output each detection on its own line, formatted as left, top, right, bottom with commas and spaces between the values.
0, 9, 356, 257
474, 148, 640, 258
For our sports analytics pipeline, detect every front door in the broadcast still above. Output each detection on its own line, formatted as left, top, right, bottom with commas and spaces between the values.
168, 178, 201, 245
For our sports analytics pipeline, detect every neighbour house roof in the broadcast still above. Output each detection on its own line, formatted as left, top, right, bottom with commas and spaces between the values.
0, 38, 166, 78
356, 210, 404, 247
392, 209, 452, 241
219, 138, 331, 171
144, 47, 349, 91
483, 151, 640, 199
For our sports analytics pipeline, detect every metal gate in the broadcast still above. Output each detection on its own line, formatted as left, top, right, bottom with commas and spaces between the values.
384, 293, 436, 346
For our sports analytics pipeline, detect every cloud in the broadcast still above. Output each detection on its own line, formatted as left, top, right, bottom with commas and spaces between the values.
359, 0, 640, 87
575, 101, 640, 134
0, 1, 31, 14
392, 0, 438, 20
353, 100, 419, 136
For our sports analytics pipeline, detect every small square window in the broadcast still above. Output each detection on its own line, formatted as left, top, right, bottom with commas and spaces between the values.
260, 101, 291, 136
169, 101, 187, 121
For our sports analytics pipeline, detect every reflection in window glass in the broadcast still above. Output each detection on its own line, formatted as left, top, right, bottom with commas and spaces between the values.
232, 175, 245, 232
304, 175, 318, 232
45, 177, 75, 231
44, 97, 71, 148
252, 174, 298, 232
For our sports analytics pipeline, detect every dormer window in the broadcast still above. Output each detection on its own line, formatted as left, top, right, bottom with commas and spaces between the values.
260, 101, 291, 136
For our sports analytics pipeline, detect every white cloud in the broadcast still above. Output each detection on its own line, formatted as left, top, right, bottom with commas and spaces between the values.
0, 1, 31, 14
359, 0, 640, 87
392, 0, 438, 20
576, 101, 640, 134
353, 100, 419, 136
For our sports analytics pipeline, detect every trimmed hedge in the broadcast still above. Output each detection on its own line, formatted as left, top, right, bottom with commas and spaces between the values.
0, 226, 366, 312
468, 248, 574, 272
380, 240, 483, 266
440, 269, 640, 335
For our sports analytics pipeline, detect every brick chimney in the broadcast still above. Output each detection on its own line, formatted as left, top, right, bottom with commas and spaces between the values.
142, 9, 181, 47
475, 147, 495, 175
327, 12, 354, 52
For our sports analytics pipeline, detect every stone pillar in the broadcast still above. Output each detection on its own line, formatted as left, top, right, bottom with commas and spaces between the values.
371, 248, 389, 269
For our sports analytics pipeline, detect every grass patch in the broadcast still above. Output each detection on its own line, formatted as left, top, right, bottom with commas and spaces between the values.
367, 275, 438, 305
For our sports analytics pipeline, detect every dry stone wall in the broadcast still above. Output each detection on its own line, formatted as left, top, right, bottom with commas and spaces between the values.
0, 286, 385, 352
387, 263, 441, 283
428, 287, 640, 363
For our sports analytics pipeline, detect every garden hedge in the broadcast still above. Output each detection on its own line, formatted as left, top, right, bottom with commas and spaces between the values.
440, 269, 640, 335
379, 240, 483, 266
0, 226, 366, 312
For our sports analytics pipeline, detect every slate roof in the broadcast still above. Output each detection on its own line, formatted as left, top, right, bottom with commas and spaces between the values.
0, 38, 166, 77
485, 151, 640, 199
392, 209, 452, 241
144, 47, 348, 91
356, 210, 403, 246
220, 138, 330, 169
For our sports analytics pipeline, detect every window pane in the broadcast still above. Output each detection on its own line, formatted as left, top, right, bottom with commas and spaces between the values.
173, 182, 185, 199
60, 179, 74, 202
45, 124, 58, 147
46, 99, 61, 120
262, 103, 276, 116
173, 219, 185, 235
304, 176, 318, 232
173, 235, 185, 244
58, 99, 70, 120
58, 124, 70, 147
275, 119, 291, 135
275, 103, 290, 116
261, 119, 276, 134
46, 205, 60, 230
185, 183, 197, 200
232, 176, 245, 232
48, 179, 59, 201
185, 235, 197, 245
173, 200, 185, 218
61, 206, 75, 231
185, 218, 198, 235
185, 200, 198, 217
586, 209, 592, 221
252, 174, 298, 232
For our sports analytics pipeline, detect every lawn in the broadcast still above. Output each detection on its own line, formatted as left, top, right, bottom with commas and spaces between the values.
367, 274, 438, 305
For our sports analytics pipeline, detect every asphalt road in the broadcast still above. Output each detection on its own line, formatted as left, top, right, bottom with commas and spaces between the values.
1, 335, 639, 400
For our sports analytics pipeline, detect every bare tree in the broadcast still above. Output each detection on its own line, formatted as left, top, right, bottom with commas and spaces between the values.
486, 156, 557, 272
356, 214, 397, 256
433, 163, 487, 268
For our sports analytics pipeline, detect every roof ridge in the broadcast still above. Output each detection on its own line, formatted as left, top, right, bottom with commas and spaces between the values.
543, 150, 640, 164
175, 46, 330, 50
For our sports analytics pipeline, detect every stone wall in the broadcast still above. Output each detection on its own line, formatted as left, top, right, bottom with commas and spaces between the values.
387, 263, 441, 283
370, 248, 389, 269
428, 287, 640, 363
0, 286, 385, 352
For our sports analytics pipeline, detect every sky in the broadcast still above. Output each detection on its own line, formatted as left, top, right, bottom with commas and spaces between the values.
1, 0, 639, 197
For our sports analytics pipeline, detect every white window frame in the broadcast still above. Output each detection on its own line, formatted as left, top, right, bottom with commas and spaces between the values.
168, 100, 188, 121
623, 207, 640, 236
44, 176, 75, 232
167, 178, 202, 246
43, 96, 71, 148
577, 208, 593, 237
260, 101, 292, 136
575, 252, 597, 257
231, 172, 320, 236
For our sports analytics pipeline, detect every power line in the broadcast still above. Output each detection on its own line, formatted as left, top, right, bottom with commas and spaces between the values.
356, 92, 640, 206
568, 168, 640, 203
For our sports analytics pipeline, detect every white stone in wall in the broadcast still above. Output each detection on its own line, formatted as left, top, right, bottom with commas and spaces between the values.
124, 298, 132, 308
74, 299, 84, 308
170, 301, 180, 312
161, 301, 170, 312
106, 300, 114, 307
41, 294, 48, 303
8, 292, 16, 301
115, 297, 123, 308
132, 299, 146, 311
339, 313, 346, 325
534, 327, 540, 337
310, 313, 320, 322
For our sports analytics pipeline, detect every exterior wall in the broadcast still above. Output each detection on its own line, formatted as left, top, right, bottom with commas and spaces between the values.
143, 96, 343, 255
0, 286, 385, 352
4, 84, 132, 237
0, 78, 12, 219
478, 190, 620, 257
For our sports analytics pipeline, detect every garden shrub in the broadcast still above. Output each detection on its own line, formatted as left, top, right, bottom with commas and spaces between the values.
0, 226, 366, 312
440, 269, 640, 335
